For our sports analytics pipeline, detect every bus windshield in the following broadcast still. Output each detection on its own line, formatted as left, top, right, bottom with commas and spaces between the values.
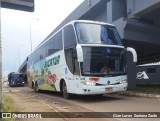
75, 23, 122, 46
12, 74, 23, 78
80, 47, 126, 77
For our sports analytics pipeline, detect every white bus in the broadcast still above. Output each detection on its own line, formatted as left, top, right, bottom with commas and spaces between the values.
27, 20, 137, 99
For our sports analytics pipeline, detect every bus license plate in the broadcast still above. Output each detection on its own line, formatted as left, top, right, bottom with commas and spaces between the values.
105, 87, 113, 91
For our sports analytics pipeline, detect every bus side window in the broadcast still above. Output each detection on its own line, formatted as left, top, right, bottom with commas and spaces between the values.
47, 30, 62, 56
64, 25, 77, 49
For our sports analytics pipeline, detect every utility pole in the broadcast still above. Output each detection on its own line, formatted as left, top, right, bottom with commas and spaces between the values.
30, 18, 39, 53
0, 0, 3, 112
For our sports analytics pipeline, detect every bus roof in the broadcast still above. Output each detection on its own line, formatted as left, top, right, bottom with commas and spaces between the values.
8, 72, 23, 75
34, 20, 115, 51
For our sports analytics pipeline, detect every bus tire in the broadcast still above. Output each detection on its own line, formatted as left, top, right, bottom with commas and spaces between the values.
34, 82, 40, 93
10, 83, 13, 87
32, 81, 34, 89
62, 81, 72, 99
9, 82, 11, 87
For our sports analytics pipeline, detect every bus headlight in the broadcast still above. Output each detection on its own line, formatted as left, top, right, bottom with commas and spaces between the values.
119, 80, 127, 84
82, 81, 96, 86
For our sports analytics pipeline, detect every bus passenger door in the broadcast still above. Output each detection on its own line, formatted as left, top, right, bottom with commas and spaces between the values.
64, 48, 76, 93
64, 24, 78, 94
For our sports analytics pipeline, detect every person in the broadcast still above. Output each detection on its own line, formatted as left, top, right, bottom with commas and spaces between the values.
100, 64, 110, 74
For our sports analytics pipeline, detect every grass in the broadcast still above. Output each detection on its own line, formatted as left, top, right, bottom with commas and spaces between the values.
132, 84, 160, 94
2, 95, 15, 121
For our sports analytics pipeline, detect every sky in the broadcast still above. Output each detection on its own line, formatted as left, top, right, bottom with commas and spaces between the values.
1, 0, 84, 78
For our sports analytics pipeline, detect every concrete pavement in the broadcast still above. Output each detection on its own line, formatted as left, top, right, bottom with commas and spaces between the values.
114, 90, 160, 99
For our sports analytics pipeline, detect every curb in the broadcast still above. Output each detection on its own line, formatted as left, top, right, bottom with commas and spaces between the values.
116, 91, 160, 99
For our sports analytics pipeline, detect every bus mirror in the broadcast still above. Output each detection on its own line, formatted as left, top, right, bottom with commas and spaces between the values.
76, 45, 84, 62
127, 47, 137, 63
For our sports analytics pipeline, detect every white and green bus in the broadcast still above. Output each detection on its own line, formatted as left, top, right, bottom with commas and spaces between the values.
27, 20, 137, 99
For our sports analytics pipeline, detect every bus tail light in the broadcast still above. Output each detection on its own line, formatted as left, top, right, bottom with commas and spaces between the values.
89, 77, 100, 81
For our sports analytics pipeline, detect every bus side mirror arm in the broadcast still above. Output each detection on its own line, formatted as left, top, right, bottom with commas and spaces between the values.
76, 45, 84, 62
127, 47, 137, 63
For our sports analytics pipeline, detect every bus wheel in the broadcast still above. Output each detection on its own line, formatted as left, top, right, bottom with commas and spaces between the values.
62, 81, 72, 99
34, 82, 40, 93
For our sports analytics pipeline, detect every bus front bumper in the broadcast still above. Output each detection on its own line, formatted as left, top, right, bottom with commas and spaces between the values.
79, 83, 127, 95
